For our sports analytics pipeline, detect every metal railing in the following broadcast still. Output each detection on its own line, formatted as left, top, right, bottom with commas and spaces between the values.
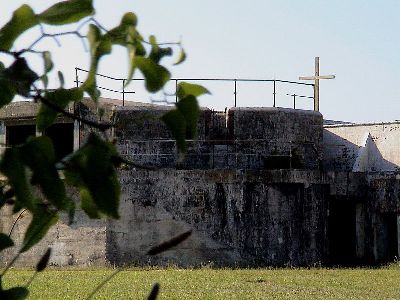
119, 138, 320, 170
75, 67, 315, 109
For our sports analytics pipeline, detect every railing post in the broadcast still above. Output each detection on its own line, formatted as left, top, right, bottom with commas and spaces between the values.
75, 67, 79, 88
293, 94, 296, 109
122, 79, 125, 106
273, 80, 276, 107
234, 79, 237, 107
175, 79, 178, 103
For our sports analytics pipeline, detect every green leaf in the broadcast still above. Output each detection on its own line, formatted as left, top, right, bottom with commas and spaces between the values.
40, 74, 49, 89
0, 72, 16, 108
81, 25, 112, 101
85, 84, 101, 102
80, 188, 100, 218
106, 12, 140, 46
0, 148, 34, 211
0, 5, 38, 51
42, 51, 53, 73
20, 206, 58, 253
147, 283, 160, 300
38, 0, 94, 25
125, 27, 137, 84
37, 88, 83, 131
148, 35, 172, 64
20, 136, 69, 210
147, 230, 192, 255
64, 133, 120, 218
36, 247, 52, 272
121, 12, 137, 26
177, 82, 210, 99
104, 13, 144, 84
4, 58, 38, 97
161, 110, 187, 152
135, 57, 170, 93
0, 286, 29, 300
162, 91, 201, 152
174, 48, 186, 65
176, 95, 200, 139
0, 233, 14, 251
67, 200, 76, 225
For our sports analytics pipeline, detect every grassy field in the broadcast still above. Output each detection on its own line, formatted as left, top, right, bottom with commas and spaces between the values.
3, 264, 400, 299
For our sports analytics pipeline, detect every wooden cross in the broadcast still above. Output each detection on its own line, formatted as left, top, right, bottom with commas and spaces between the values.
299, 57, 335, 112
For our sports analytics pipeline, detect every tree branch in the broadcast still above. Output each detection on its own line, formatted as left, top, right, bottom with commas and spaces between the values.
35, 94, 112, 132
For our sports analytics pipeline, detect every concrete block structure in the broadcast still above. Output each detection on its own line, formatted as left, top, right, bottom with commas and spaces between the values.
0, 99, 398, 267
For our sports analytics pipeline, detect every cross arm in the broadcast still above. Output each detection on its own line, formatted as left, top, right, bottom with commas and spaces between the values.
299, 75, 335, 80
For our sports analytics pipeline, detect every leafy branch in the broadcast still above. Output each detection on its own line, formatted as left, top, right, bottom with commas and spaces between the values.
34, 93, 112, 132
0, 1, 207, 299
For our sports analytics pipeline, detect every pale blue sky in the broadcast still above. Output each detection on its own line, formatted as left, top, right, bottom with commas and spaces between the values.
1, 1, 400, 122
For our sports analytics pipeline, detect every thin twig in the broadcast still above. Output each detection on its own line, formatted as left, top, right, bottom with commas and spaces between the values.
27, 35, 45, 50
50, 31, 85, 39
140, 37, 181, 47
9, 209, 27, 237
49, 35, 62, 47
76, 17, 94, 32
27, 31, 85, 51
36, 94, 112, 132
89, 18, 108, 32
0, 49, 18, 58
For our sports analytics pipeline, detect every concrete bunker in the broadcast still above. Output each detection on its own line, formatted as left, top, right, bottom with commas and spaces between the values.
0, 99, 398, 268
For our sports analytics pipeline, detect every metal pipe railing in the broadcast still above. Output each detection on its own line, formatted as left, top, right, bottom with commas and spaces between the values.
75, 67, 315, 109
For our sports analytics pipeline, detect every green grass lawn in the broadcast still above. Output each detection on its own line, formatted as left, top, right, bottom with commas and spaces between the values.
3, 264, 400, 299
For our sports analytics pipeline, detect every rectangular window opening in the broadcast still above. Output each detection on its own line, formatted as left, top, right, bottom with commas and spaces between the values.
6, 124, 36, 146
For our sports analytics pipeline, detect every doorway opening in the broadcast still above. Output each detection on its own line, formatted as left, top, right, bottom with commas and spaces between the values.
45, 123, 74, 161
328, 199, 357, 265
380, 212, 398, 262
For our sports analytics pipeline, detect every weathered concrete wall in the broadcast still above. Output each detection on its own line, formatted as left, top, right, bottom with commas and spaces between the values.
1, 169, 397, 268
323, 122, 400, 172
114, 105, 213, 169
107, 170, 332, 267
116, 107, 323, 170
366, 177, 400, 262
0, 204, 108, 267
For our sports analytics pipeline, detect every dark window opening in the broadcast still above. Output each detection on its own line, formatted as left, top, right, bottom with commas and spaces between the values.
6, 124, 36, 146
381, 212, 398, 262
262, 154, 303, 170
328, 199, 357, 265
45, 123, 74, 161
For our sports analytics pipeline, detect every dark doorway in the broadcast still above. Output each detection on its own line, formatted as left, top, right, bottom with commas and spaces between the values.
45, 123, 74, 161
6, 124, 36, 146
381, 213, 398, 262
328, 199, 357, 265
